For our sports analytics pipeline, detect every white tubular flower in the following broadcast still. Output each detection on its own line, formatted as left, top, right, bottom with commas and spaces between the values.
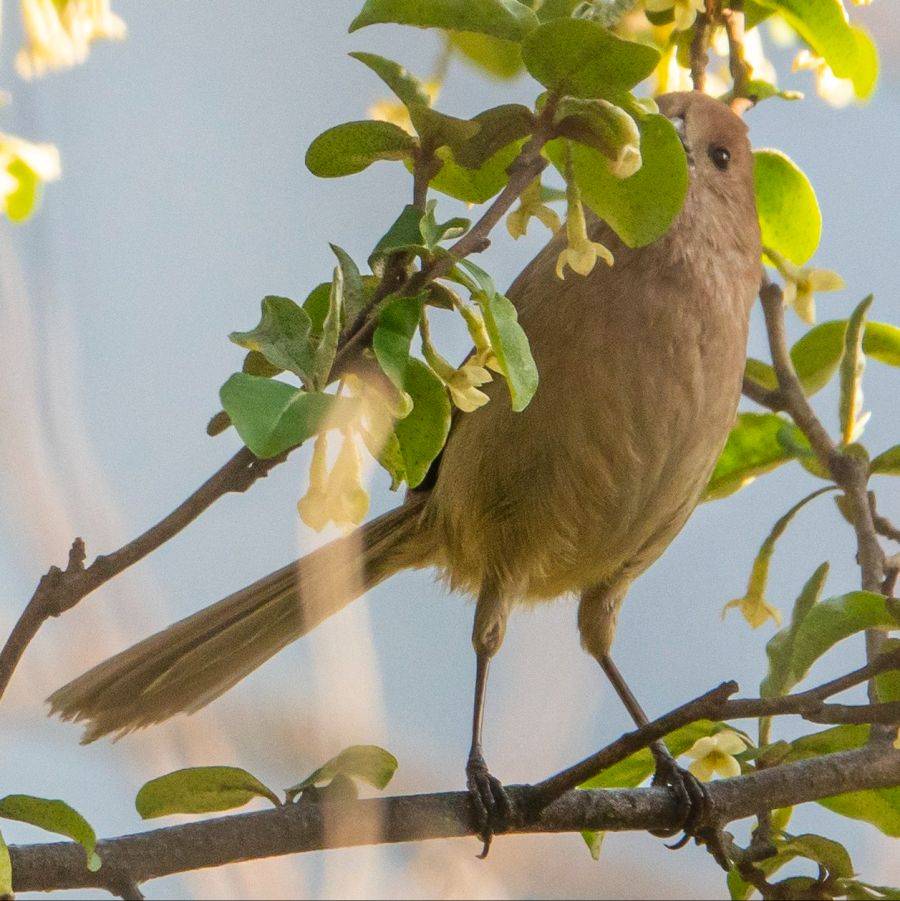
793, 50, 855, 108
556, 177, 614, 280
506, 178, 561, 240
17, 0, 126, 79
685, 731, 747, 781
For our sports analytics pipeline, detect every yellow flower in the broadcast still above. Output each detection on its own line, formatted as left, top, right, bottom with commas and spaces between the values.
776, 256, 846, 324
644, 0, 705, 32
297, 431, 370, 532
506, 178, 561, 240
0, 133, 61, 219
722, 592, 783, 629
685, 731, 746, 781
421, 317, 493, 412
17, 0, 126, 79
793, 50, 855, 108
455, 300, 502, 374
556, 177, 613, 280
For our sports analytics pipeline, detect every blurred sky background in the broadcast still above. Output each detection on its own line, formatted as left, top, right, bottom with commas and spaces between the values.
0, 2, 897, 898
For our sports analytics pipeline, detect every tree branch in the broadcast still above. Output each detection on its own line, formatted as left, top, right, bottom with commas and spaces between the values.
9, 746, 898, 894
0, 447, 283, 704
757, 279, 888, 712
0, 114, 556, 709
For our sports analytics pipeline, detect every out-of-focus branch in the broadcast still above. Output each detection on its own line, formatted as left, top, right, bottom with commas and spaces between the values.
9, 746, 899, 895
0, 113, 556, 708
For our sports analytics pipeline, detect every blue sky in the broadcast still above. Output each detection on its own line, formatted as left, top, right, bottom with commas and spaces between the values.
0, 2, 897, 897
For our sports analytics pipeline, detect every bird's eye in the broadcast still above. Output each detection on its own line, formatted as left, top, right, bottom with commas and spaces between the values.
709, 145, 731, 171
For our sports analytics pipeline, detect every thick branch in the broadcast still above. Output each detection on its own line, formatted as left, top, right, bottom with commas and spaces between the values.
9, 746, 898, 894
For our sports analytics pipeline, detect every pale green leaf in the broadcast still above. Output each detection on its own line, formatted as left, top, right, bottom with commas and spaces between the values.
754, 149, 821, 266
546, 115, 688, 248
522, 18, 659, 97
394, 358, 452, 487
348, 51, 430, 108
220, 374, 355, 458
704, 413, 802, 501
450, 32, 523, 79
286, 745, 398, 801
761, 562, 830, 699
871, 446, 900, 476
480, 291, 538, 412
0, 795, 101, 872
136, 767, 280, 819
0, 830, 10, 898
838, 295, 873, 445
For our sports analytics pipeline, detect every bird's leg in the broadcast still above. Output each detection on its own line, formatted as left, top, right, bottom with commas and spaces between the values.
597, 652, 712, 844
467, 583, 511, 858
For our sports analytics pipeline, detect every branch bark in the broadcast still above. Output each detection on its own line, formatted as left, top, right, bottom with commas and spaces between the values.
9, 746, 898, 894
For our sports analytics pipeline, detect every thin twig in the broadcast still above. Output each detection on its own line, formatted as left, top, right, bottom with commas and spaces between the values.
722, 3, 754, 115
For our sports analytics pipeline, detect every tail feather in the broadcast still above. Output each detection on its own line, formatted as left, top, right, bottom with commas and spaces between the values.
48, 497, 431, 742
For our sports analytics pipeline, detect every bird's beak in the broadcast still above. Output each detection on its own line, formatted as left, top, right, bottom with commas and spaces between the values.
669, 114, 695, 169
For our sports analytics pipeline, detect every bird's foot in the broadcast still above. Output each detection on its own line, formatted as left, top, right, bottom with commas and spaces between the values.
466, 751, 511, 859
650, 750, 712, 845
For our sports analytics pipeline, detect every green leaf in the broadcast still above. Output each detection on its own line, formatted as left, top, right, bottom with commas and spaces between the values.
420, 200, 470, 247
755, 0, 879, 99
243, 349, 283, 378
305, 121, 416, 178
874, 639, 900, 703
871, 445, 900, 476
744, 357, 778, 392
777, 591, 897, 691
135, 767, 280, 819
427, 139, 524, 204
312, 267, 343, 388
838, 295, 873, 445
230, 296, 315, 386
372, 295, 422, 411
579, 720, 721, 790
450, 32, 523, 79
409, 105, 480, 153
863, 321, 900, 367
330, 244, 367, 325
370, 204, 426, 265
450, 104, 534, 170
480, 291, 538, 412
348, 51, 430, 108
220, 374, 355, 458
787, 726, 900, 835
581, 829, 605, 861
789, 320, 844, 396
754, 149, 821, 266
761, 562, 830, 699
394, 358, 452, 488
350, 0, 539, 41
546, 115, 688, 248
286, 745, 398, 801
0, 795, 101, 872
4, 158, 42, 222
554, 97, 640, 167
522, 18, 659, 97
0, 831, 12, 897
303, 281, 334, 331
703, 413, 801, 501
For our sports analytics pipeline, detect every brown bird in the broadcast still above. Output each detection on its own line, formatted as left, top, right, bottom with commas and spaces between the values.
49, 92, 761, 844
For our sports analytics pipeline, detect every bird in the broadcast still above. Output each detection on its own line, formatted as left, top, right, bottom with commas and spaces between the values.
49, 91, 761, 848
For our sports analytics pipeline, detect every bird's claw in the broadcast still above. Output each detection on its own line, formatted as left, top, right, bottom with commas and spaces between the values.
466, 754, 511, 858
649, 753, 713, 846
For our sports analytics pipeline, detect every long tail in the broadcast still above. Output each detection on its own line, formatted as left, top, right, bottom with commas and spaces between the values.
48, 497, 432, 743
